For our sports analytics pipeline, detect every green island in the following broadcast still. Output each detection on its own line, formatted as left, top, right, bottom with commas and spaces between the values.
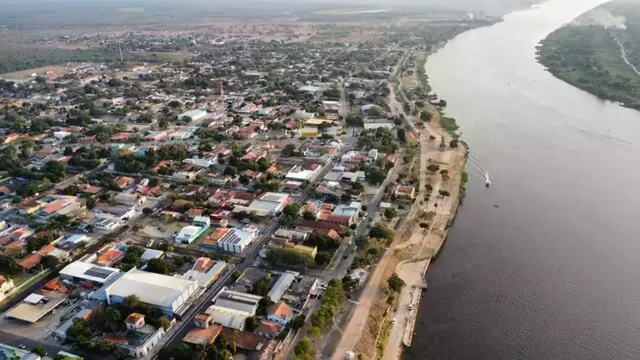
537, 0, 640, 110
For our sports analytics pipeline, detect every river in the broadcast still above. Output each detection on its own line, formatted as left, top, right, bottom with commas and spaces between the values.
408, 1, 640, 359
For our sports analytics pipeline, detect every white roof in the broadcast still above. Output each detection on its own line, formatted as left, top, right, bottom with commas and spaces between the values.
267, 271, 299, 303
213, 289, 262, 313
107, 268, 197, 309
217, 226, 259, 246
60, 261, 120, 284
179, 109, 207, 119
24, 294, 45, 304
206, 306, 250, 330
141, 249, 164, 262
176, 225, 202, 238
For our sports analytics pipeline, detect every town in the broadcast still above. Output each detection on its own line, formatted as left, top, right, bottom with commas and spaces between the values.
0, 15, 477, 360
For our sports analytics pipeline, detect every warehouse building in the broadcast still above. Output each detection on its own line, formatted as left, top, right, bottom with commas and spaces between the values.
106, 268, 198, 317
60, 261, 121, 287
206, 288, 262, 330
216, 226, 260, 254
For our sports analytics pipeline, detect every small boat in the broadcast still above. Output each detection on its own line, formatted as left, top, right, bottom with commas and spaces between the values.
485, 173, 491, 187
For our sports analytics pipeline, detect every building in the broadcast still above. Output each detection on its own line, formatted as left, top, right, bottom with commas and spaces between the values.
175, 216, 210, 244
106, 268, 198, 316
267, 301, 293, 325
5, 291, 67, 323
104, 314, 166, 358
285, 164, 322, 182
256, 321, 283, 338
58, 234, 90, 250
179, 109, 207, 122
0, 276, 15, 301
95, 249, 125, 267
182, 313, 223, 346
179, 258, 226, 289
206, 289, 262, 330
394, 185, 416, 201
54, 308, 94, 340
300, 127, 319, 138
233, 192, 291, 217
216, 226, 260, 254
267, 271, 299, 303
60, 261, 121, 287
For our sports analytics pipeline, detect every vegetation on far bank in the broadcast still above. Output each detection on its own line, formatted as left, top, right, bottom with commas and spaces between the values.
537, 1, 640, 110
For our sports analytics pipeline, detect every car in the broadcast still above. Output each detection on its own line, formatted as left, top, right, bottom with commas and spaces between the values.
408, 304, 414, 310
18, 345, 25, 349
392, 318, 397, 324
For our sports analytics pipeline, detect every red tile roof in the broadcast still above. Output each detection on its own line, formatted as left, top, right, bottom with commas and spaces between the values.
17, 254, 42, 270
268, 301, 292, 320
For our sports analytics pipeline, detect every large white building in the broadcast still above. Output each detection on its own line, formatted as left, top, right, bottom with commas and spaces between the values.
216, 226, 260, 254
105, 268, 198, 316
232, 192, 291, 217
59, 261, 121, 286
206, 288, 262, 330
178, 109, 207, 122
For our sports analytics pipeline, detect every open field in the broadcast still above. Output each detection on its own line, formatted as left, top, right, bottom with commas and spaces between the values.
0, 65, 70, 80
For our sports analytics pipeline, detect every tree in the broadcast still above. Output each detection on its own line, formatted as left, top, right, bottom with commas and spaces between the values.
449, 139, 459, 148
397, 128, 407, 143
41, 255, 60, 269
294, 338, 314, 357
439, 190, 450, 197
232, 270, 244, 281
302, 211, 316, 220
282, 203, 301, 217
427, 164, 440, 173
252, 274, 272, 296
142, 207, 153, 216
160, 316, 172, 331
146, 258, 175, 275
279, 215, 294, 227
31, 345, 46, 357
384, 207, 398, 219
366, 167, 386, 185
354, 235, 369, 249
244, 317, 258, 332
420, 111, 432, 122
388, 273, 406, 293
63, 146, 74, 156
315, 252, 332, 266
290, 315, 306, 330
369, 225, 394, 241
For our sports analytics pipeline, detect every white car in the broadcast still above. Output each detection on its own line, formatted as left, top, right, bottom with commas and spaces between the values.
392, 318, 397, 324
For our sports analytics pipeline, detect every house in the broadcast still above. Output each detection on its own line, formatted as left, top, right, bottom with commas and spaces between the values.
103, 313, 166, 358
394, 185, 416, 201
267, 301, 293, 325
179, 258, 226, 289
95, 249, 126, 267
182, 313, 223, 346
256, 321, 283, 338
114, 193, 145, 206
0, 276, 15, 300
115, 176, 135, 189
233, 192, 291, 217
17, 254, 42, 272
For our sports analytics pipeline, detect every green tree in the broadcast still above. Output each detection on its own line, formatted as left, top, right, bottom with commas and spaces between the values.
384, 207, 398, 219
302, 211, 316, 220
365, 167, 386, 185
31, 345, 46, 357
427, 164, 440, 173
244, 316, 258, 332
142, 207, 153, 216
387, 273, 405, 293
41, 255, 60, 269
397, 128, 407, 143
146, 258, 175, 275
290, 315, 306, 330
369, 225, 394, 241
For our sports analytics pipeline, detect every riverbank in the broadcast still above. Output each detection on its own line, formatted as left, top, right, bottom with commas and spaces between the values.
537, 0, 640, 110
380, 52, 467, 360
328, 47, 468, 359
